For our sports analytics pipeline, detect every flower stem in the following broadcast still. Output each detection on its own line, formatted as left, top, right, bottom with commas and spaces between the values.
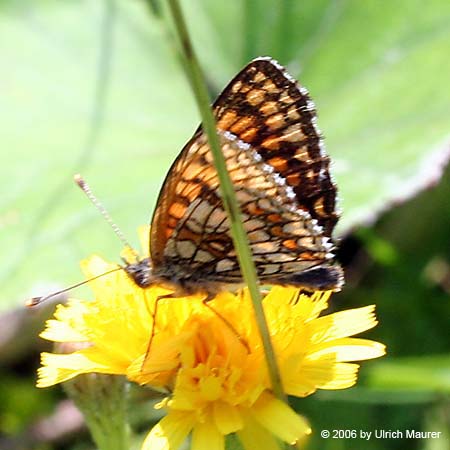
64, 374, 130, 450
165, 0, 286, 403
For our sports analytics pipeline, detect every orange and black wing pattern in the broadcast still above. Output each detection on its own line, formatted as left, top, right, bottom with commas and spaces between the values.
149, 57, 342, 293
213, 57, 338, 236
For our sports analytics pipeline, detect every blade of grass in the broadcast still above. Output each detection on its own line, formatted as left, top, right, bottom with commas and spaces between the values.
242, 0, 261, 63
272, 0, 296, 62
165, 0, 286, 403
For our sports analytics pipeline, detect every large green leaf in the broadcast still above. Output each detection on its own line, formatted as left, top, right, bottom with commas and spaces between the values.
1, 0, 449, 308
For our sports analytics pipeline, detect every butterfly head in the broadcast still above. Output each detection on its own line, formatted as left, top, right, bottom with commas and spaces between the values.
122, 257, 153, 288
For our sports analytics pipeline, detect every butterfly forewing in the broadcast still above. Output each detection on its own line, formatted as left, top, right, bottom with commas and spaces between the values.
213, 57, 338, 236
149, 57, 342, 294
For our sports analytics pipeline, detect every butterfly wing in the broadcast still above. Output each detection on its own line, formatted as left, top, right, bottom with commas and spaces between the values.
150, 58, 342, 292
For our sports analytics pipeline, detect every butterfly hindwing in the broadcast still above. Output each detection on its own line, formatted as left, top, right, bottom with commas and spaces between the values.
151, 133, 339, 291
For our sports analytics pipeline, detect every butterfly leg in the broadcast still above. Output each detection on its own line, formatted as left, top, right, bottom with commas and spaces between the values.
141, 292, 175, 371
202, 295, 250, 353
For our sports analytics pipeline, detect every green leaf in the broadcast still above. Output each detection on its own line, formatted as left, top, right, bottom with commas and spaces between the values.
1, 0, 450, 308
367, 355, 450, 392
1, 0, 196, 308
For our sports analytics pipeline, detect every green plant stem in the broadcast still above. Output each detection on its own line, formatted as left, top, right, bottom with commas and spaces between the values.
64, 374, 130, 450
165, 0, 286, 403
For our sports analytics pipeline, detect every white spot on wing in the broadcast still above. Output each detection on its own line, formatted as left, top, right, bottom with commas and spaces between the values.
194, 249, 215, 263
252, 241, 279, 254
177, 240, 197, 259
261, 264, 280, 275
216, 259, 235, 272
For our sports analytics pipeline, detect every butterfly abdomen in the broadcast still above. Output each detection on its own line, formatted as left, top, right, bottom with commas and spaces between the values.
271, 265, 344, 292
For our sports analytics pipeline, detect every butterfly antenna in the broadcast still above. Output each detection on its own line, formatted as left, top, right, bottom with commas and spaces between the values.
26, 267, 122, 307
74, 174, 139, 261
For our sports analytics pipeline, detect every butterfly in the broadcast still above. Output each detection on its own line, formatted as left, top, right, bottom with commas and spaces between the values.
125, 57, 343, 297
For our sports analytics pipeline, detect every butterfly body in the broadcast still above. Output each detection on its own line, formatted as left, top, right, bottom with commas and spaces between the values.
125, 57, 343, 296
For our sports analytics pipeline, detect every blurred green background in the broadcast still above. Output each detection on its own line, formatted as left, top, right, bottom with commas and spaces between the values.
0, 0, 449, 449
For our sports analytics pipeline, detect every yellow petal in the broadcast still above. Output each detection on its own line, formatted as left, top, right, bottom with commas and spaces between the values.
40, 301, 91, 342
36, 351, 124, 388
308, 338, 386, 362
142, 411, 194, 450
192, 416, 224, 450
79, 346, 132, 373
298, 290, 332, 320
199, 377, 223, 401
251, 392, 311, 444
80, 255, 116, 282
307, 306, 378, 344
37, 360, 80, 387
40, 318, 89, 343
121, 246, 138, 264
283, 355, 335, 397
127, 329, 195, 387
237, 413, 280, 450
317, 363, 360, 389
213, 401, 243, 434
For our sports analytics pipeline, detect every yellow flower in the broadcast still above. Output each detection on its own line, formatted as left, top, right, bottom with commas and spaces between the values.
38, 252, 385, 450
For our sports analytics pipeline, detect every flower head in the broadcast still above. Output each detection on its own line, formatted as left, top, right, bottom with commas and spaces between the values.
38, 248, 385, 450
